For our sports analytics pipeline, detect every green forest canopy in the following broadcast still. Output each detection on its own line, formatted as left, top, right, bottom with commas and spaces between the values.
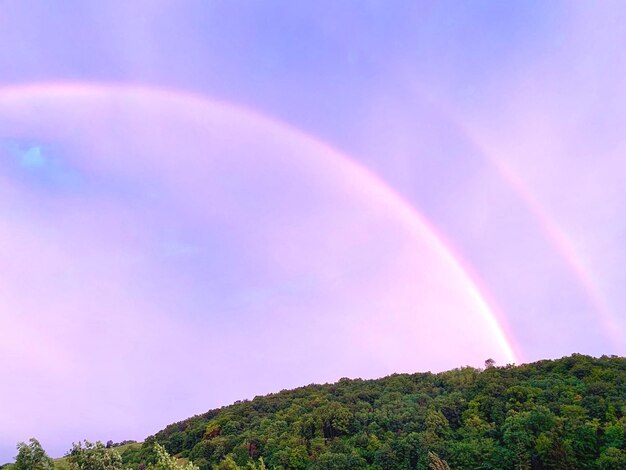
3, 354, 625, 469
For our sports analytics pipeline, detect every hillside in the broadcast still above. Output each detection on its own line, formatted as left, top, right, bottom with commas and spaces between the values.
3, 354, 625, 469
126, 354, 625, 469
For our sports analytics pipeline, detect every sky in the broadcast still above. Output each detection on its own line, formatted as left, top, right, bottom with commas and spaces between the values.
1, 0, 625, 461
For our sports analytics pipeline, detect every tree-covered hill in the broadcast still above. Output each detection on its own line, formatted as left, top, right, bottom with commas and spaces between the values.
123, 354, 625, 469
3, 354, 625, 469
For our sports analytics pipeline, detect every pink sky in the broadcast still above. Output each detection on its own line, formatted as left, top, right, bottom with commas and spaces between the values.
1, 85, 515, 457
1, 1, 625, 461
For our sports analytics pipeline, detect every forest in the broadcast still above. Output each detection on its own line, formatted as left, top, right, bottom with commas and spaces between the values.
3, 354, 625, 469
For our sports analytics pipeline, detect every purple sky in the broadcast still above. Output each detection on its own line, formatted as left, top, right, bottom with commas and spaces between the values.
1, 0, 625, 461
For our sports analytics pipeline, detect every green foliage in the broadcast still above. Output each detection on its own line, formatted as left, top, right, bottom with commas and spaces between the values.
120, 442, 156, 469
153, 443, 198, 470
214, 456, 240, 470
7, 354, 623, 470
143, 354, 625, 469
14, 438, 55, 470
67, 440, 124, 470
427, 451, 450, 470
596, 447, 626, 469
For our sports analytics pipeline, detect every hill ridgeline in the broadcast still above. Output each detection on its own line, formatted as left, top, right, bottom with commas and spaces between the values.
3, 354, 625, 469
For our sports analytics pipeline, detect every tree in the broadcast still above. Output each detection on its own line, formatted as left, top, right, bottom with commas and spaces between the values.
502, 411, 534, 469
316, 402, 352, 439
67, 440, 124, 470
215, 455, 241, 470
428, 451, 451, 470
14, 438, 55, 470
246, 457, 266, 470
154, 443, 199, 470
596, 447, 626, 469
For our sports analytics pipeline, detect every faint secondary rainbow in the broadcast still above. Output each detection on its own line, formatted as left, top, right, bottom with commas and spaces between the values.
0, 81, 520, 364
488, 156, 624, 352
425, 96, 625, 353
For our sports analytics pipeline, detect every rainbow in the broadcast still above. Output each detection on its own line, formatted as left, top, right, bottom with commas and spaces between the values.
445, 109, 625, 353
404, 86, 624, 353
0, 81, 520, 364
